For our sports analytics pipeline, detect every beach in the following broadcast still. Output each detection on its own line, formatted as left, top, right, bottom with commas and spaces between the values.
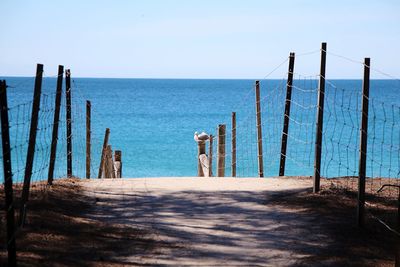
1, 177, 395, 266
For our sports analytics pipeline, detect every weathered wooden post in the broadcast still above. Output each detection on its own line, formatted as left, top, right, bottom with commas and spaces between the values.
104, 145, 115, 178
65, 69, 73, 178
231, 112, 237, 177
357, 57, 370, 228
279, 52, 295, 176
313, 42, 327, 193
0, 80, 17, 266
86, 100, 91, 179
217, 124, 226, 177
48, 65, 64, 185
197, 141, 206, 177
255, 81, 264, 177
114, 150, 122, 178
209, 135, 213, 177
98, 128, 110, 178
20, 63, 43, 226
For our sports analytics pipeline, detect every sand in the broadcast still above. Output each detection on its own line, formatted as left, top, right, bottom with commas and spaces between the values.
81, 177, 321, 266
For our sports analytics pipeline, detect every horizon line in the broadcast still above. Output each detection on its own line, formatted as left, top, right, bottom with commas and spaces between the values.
0, 75, 397, 81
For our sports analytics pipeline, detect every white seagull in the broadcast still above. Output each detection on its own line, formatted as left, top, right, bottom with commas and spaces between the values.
194, 131, 209, 142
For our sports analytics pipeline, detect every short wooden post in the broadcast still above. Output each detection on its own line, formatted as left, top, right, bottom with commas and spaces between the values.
114, 150, 122, 178
209, 135, 213, 177
255, 81, 264, 177
357, 57, 370, 228
48, 65, 64, 185
197, 141, 206, 177
217, 124, 226, 177
104, 145, 115, 178
86, 100, 91, 179
231, 112, 237, 177
0, 80, 17, 266
313, 42, 327, 193
98, 128, 110, 178
279, 52, 295, 176
20, 63, 43, 226
65, 69, 73, 178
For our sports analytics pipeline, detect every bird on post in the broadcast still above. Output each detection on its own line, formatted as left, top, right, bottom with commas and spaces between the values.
194, 131, 210, 142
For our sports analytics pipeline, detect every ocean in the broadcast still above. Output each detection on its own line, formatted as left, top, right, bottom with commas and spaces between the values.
0, 77, 399, 181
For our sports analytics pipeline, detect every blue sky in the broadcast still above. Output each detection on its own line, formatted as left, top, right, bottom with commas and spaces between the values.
1, 1, 399, 78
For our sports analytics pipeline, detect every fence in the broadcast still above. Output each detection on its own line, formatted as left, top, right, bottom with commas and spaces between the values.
0, 64, 120, 266
198, 42, 399, 261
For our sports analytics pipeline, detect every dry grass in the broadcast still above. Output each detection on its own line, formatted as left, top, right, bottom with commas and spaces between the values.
269, 177, 399, 266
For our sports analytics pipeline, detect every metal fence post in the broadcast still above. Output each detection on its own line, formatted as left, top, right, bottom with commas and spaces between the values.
20, 63, 43, 226
0, 80, 17, 266
279, 52, 295, 176
231, 112, 237, 177
313, 42, 327, 193
255, 81, 264, 177
65, 69, 73, 177
357, 57, 370, 227
48, 65, 64, 185
86, 100, 91, 179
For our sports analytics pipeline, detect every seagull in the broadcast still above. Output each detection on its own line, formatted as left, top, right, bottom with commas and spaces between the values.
198, 131, 209, 141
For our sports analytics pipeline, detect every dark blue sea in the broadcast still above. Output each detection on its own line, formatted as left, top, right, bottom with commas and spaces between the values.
0, 77, 399, 182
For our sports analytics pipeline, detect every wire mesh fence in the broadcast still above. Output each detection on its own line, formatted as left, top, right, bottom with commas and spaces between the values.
0, 65, 111, 265
197, 47, 400, 259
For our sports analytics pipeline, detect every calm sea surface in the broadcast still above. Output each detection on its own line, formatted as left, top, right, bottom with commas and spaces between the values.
1, 78, 399, 180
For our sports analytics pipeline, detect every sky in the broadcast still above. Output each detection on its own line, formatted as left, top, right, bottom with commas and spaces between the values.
0, 0, 399, 79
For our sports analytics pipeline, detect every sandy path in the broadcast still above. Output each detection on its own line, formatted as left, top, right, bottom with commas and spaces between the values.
81, 177, 323, 266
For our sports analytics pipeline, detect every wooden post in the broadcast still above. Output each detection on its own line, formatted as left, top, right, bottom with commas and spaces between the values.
231, 112, 237, 177
209, 135, 213, 177
0, 80, 17, 266
255, 81, 264, 177
357, 57, 370, 228
65, 69, 72, 178
48, 65, 64, 185
114, 150, 122, 178
217, 124, 226, 177
279, 53, 295, 176
104, 145, 115, 178
98, 128, 110, 178
197, 141, 206, 177
86, 100, 91, 179
313, 42, 327, 193
20, 63, 43, 226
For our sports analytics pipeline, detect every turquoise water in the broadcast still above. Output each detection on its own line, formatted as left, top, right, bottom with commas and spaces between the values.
0, 77, 399, 180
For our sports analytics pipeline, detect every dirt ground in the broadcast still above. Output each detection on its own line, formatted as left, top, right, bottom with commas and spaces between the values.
0, 177, 398, 266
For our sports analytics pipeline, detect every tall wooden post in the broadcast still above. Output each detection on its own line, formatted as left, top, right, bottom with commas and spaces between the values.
20, 63, 43, 226
217, 124, 226, 177
255, 81, 264, 177
197, 141, 206, 177
279, 53, 295, 176
231, 112, 237, 177
0, 80, 17, 266
48, 65, 64, 185
98, 128, 110, 178
209, 135, 213, 177
65, 69, 73, 178
86, 100, 91, 179
357, 57, 370, 227
313, 42, 327, 193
